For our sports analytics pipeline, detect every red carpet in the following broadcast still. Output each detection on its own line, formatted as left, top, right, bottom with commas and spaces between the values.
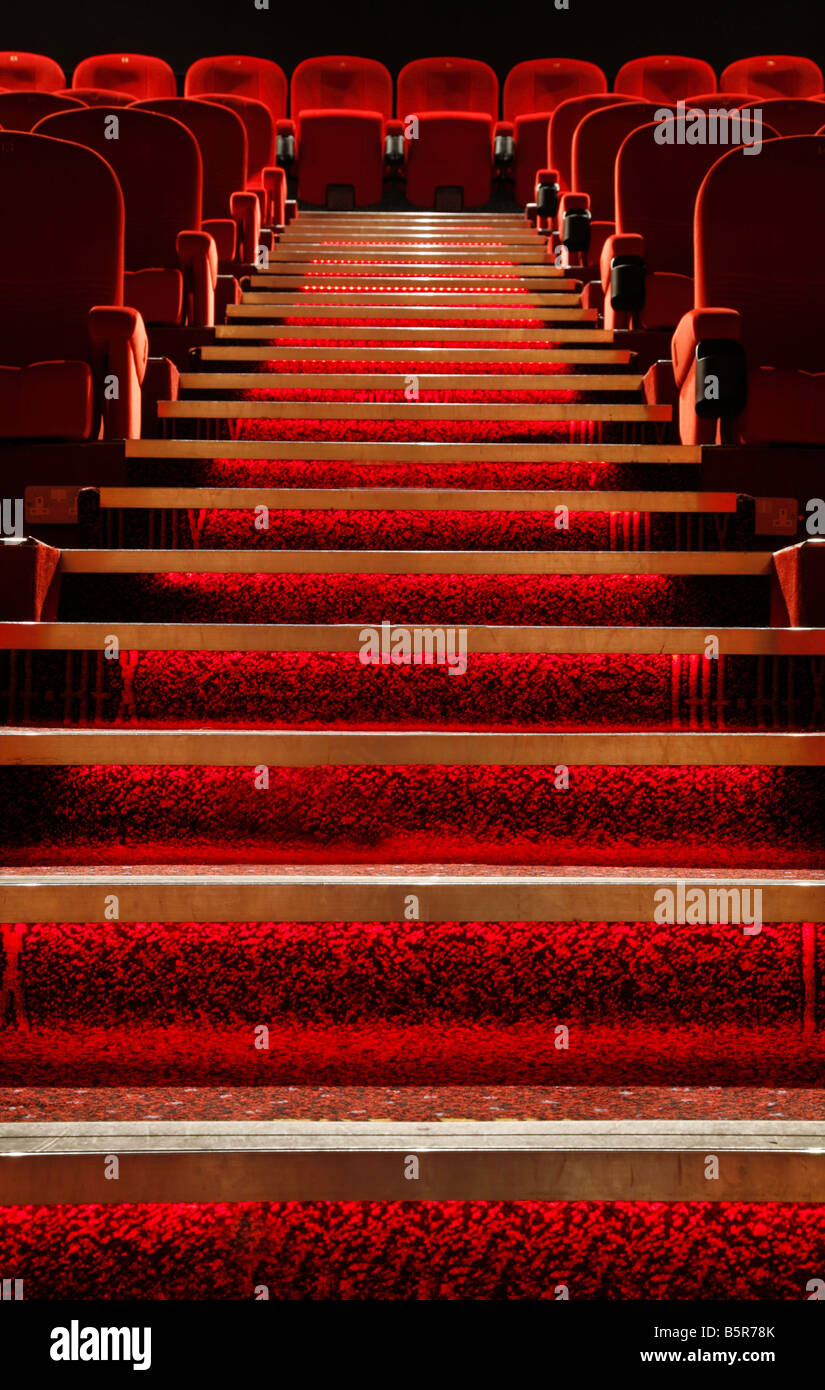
9, 651, 812, 732
1, 765, 818, 867
2, 1201, 824, 1299
60, 573, 768, 626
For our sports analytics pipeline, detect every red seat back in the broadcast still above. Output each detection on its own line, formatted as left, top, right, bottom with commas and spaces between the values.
35, 106, 201, 268
58, 87, 136, 106
721, 55, 824, 99
0, 51, 65, 92
0, 131, 123, 365
185, 55, 287, 123
615, 55, 716, 101
670, 92, 752, 111
397, 57, 498, 119
197, 92, 274, 177
72, 53, 176, 99
696, 136, 825, 370
292, 56, 392, 121
0, 91, 84, 130
503, 59, 606, 118
572, 100, 658, 218
133, 97, 247, 218
615, 117, 769, 275
740, 97, 825, 134
548, 93, 636, 191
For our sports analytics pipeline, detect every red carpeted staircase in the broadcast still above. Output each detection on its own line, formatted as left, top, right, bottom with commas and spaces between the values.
2, 209, 825, 1298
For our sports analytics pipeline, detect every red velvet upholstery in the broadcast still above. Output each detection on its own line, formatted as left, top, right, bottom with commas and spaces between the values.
669, 92, 753, 111
297, 108, 385, 206
0, 131, 145, 438
185, 55, 288, 123
288, 56, 392, 209
548, 93, 636, 193
721, 55, 824, 99
35, 106, 214, 326
771, 542, 825, 626
0, 538, 61, 619
504, 58, 607, 118
398, 59, 498, 209
57, 87, 135, 107
0, 362, 94, 439
740, 97, 825, 134
198, 93, 274, 177
133, 97, 259, 264
673, 136, 825, 445
604, 116, 773, 330
0, 91, 84, 130
503, 59, 607, 206
404, 110, 494, 208
397, 57, 498, 117
122, 268, 184, 325
197, 93, 284, 223
0, 52, 65, 92
571, 101, 658, 219
293, 55, 393, 120
615, 55, 717, 101
72, 53, 177, 99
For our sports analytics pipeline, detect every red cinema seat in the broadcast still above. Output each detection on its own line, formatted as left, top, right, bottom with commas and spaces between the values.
0, 131, 147, 439
615, 55, 716, 101
503, 58, 608, 205
185, 55, 287, 125
72, 53, 177, 99
0, 91, 84, 130
572, 101, 659, 219
720, 55, 824, 99
289, 55, 393, 207
0, 51, 65, 92
36, 106, 217, 327
197, 93, 285, 227
602, 114, 779, 332
740, 97, 825, 134
557, 101, 657, 267
672, 136, 825, 446
134, 97, 260, 266
58, 87, 136, 107
547, 93, 636, 195
398, 57, 499, 208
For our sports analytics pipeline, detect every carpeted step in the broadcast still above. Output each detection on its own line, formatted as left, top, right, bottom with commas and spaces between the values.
0, 762, 820, 867
0, 919, 819, 1087
1, 1199, 823, 1299
3, 649, 822, 732
58, 572, 768, 626
103, 507, 754, 553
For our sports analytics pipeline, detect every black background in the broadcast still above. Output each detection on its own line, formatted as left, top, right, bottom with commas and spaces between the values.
4, 0, 825, 91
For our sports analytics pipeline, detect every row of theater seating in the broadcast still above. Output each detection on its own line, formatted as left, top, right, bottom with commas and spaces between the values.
0, 50, 823, 207
531, 106, 825, 447
0, 65, 823, 446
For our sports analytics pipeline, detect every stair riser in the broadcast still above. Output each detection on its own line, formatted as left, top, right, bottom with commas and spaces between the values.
98, 509, 753, 554
0, 1202, 823, 1300
59, 575, 768, 627
4, 652, 822, 732
0, 765, 820, 868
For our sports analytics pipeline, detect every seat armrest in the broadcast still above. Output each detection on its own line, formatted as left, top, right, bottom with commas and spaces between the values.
672, 308, 742, 390
87, 305, 148, 440
176, 229, 218, 328
259, 166, 286, 229
230, 190, 261, 265
600, 233, 645, 293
